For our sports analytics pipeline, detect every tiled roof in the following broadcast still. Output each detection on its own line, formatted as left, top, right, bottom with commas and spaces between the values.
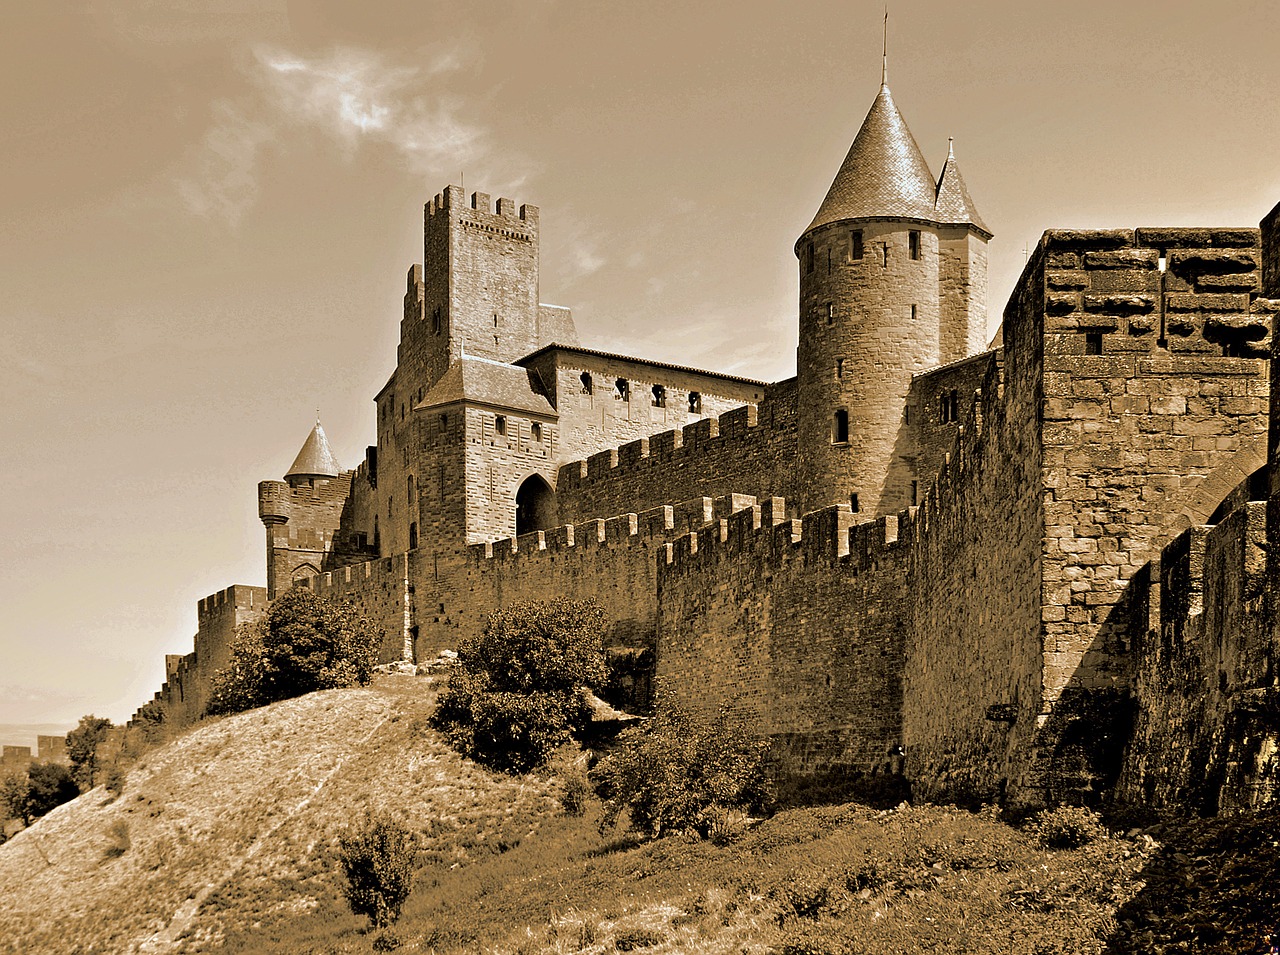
285, 421, 341, 480
516, 343, 768, 388
934, 140, 990, 235
804, 83, 939, 234
416, 357, 557, 417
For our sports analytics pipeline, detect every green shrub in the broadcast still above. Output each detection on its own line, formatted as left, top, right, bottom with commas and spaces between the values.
24, 762, 80, 820
1030, 805, 1107, 849
595, 707, 773, 839
208, 589, 381, 716
430, 599, 608, 773
339, 814, 416, 928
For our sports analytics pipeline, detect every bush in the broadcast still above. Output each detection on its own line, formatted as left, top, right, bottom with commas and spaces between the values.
595, 707, 773, 839
559, 765, 593, 817
1030, 805, 1107, 849
208, 589, 381, 715
339, 814, 416, 928
430, 599, 608, 773
104, 820, 131, 858
24, 763, 80, 820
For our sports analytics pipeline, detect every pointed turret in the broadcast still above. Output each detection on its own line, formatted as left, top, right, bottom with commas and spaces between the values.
934, 139, 990, 236
285, 420, 341, 486
803, 83, 939, 236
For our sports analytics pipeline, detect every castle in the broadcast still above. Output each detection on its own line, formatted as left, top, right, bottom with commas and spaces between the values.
138, 75, 1280, 811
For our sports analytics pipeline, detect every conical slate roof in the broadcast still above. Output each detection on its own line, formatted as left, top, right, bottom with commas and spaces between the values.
934, 139, 990, 235
285, 420, 340, 480
804, 83, 939, 235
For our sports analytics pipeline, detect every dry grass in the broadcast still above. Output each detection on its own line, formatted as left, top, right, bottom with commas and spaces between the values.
0, 674, 558, 955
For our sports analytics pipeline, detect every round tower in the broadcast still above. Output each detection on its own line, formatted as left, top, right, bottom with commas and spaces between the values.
796, 81, 990, 517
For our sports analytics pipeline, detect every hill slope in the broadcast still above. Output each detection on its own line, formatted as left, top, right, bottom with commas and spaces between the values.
3, 674, 1275, 955
0, 675, 558, 955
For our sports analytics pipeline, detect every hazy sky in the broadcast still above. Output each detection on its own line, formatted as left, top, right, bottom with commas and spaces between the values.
2, 1, 1278, 727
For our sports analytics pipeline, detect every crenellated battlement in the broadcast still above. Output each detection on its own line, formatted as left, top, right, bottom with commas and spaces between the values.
426, 184, 538, 230
1039, 227, 1268, 359
559, 405, 763, 489
466, 494, 758, 567
197, 584, 267, 623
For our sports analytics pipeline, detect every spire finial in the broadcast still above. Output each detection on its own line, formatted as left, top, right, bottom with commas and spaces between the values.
948, 136, 955, 157
881, 5, 888, 87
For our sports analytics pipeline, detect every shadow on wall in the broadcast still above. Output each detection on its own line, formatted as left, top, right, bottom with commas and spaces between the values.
1034, 473, 1279, 814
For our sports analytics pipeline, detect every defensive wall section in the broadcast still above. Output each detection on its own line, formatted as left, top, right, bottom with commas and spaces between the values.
300, 553, 415, 664
1119, 501, 1278, 812
554, 380, 800, 524
657, 500, 911, 784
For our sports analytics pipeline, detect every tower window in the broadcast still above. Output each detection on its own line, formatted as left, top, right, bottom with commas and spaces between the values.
825, 302, 834, 325
432, 306, 441, 335
1085, 332, 1103, 355
833, 409, 849, 444
531, 422, 542, 441
439, 413, 448, 430
851, 230, 864, 260
804, 242, 815, 275
615, 378, 630, 401
850, 493, 860, 513
909, 230, 921, 260
882, 244, 889, 268
495, 415, 507, 436
580, 371, 593, 395
940, 390, 959, 424
836, 359, 844, 379
651, 384, 666, 408
409, 522, 418, 549
688, 391, 702, 414
911, 304, 917, 321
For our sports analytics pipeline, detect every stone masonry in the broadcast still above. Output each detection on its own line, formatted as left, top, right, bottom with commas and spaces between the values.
134, 72, 1280, 813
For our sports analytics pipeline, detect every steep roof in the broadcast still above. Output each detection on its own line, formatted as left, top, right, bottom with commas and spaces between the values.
285, 421, 341, 480
804, 82, 939, 235
933, 139, 990, 236
416, 356, 557, 418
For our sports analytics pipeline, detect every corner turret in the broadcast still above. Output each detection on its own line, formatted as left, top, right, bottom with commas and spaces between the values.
285, 419, 341, 488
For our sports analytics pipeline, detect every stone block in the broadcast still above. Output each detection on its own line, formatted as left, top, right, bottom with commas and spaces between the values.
1085, 249, 1159, 270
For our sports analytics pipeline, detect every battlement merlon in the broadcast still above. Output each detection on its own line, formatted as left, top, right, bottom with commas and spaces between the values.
196, 584, 268, 623
426, 184, 539, 229
1263, 201, 1280, 297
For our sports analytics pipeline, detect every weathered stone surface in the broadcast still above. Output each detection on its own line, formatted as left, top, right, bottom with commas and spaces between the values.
1168, 248, 1259, 275
1085, 249, 1159, 270
1134, 227, 1259, 249
1045, 229, 1134, 251
1083, 294, 1155, 314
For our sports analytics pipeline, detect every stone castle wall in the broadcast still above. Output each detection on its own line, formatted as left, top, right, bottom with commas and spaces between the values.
1119, 501, 1278, 812
554, 380, 799, 524
657, 501, 911, 782
301, 554, 415, 664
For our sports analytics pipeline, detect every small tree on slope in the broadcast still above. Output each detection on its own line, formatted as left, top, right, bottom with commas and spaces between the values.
430, 598, 609, 773
339, 814, 416, 928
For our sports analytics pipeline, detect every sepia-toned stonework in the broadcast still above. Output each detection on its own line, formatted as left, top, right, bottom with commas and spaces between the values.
134, 79, 1280, 810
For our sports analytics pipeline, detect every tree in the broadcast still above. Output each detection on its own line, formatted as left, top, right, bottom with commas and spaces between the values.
339, 814, 416, 928
1, 770, 31, 826
25, 763, 79, 819
430, 599, 608, 773
1, 764, 78, 827
207, 589, 381, 716
67, 715, 113, 790
595, 707, 773, 839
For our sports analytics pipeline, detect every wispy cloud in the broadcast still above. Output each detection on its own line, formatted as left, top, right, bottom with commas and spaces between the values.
179, 44, 487, 225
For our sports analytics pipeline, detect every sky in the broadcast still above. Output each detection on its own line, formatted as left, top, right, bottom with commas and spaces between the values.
2, 0, 1278, 728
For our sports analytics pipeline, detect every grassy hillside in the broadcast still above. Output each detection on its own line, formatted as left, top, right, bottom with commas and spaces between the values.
1, 674, 1274, 955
